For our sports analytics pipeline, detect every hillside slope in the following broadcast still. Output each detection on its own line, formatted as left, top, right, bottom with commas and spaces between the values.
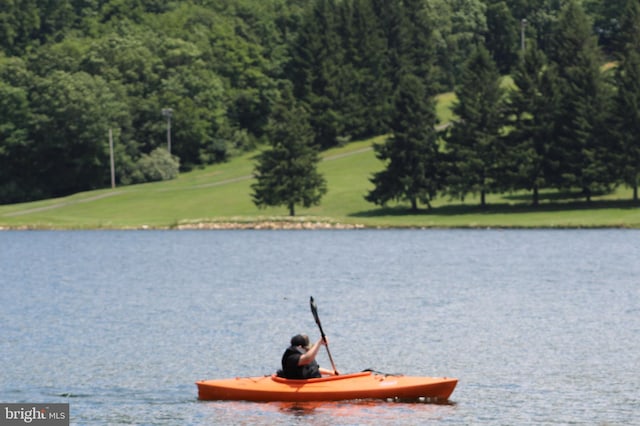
1, 136, 639, 229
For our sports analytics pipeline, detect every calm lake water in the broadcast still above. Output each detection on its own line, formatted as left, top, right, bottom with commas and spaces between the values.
1, 229, 639, 425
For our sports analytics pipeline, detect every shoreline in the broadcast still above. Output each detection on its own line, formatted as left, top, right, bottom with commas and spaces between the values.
1, 221, 636, 230
175, 221, 368, 230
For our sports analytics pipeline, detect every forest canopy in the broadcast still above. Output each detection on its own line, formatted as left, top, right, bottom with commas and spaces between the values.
0, 0, 637, 206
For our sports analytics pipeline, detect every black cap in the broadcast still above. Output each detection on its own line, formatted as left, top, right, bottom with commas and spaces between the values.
291, 334, 309, 348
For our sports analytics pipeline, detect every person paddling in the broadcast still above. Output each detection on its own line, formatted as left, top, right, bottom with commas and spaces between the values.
280, 334, 339, 379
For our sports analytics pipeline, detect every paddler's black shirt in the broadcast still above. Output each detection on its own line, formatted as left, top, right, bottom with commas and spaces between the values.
281, 346, 321, 379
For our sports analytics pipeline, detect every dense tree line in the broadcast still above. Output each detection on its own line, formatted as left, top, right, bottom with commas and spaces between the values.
0, 0, 638, 211
365, 0, 640, 211
1, 0, 300, 202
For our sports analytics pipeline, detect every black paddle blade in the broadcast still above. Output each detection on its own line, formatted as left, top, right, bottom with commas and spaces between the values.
310, 296, 320, 325
309, 296, 337, 374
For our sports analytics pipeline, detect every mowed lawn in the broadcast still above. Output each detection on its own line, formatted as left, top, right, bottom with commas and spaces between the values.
1, 93, 639, 229
1, 135, 639, 229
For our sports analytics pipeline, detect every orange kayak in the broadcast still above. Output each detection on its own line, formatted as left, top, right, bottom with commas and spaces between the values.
196, 371, 457, 402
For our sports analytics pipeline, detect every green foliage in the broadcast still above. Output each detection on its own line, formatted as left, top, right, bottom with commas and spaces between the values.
434, 0, 488, 88
0, 80, 32, 203
485, 1, 519, 74
0, 0, 292, 203
27, 70, 132, 198
585, 0, 628, 53
523, 0, 562, 54
610, 0, 640, 200
366, 74, 441, 210
252, 87, 327, 216
445, 45, 507, 207
132, 148, 180, 183
1, 0, 640, 210
2, 136, 639, 229
289, 0, 345, 149
506, 44, 562, 205
549, 0, 615, 201
158, 66, 228, 167
0, 0, 40, 55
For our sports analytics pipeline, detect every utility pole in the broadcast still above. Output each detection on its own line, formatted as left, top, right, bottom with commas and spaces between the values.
109, 128, 116, 189
521, 19, 527, 53
162, 108, 173, 154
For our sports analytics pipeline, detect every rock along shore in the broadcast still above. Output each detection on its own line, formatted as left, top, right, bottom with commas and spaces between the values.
175, 221, 367, 230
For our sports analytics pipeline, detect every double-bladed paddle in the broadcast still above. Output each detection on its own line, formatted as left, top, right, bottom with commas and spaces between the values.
310, 296, 338, 375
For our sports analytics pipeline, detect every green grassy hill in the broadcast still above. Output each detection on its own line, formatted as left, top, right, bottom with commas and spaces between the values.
1, 90, 639, 229
1, 133, 639, 229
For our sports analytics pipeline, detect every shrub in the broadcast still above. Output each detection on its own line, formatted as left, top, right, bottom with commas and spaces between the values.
135, 148, 180, 182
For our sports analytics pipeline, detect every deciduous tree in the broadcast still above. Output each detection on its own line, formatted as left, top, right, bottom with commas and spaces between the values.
28, 71, 130, 198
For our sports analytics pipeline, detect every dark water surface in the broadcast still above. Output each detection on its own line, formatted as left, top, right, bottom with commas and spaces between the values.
1, 230, 638, 425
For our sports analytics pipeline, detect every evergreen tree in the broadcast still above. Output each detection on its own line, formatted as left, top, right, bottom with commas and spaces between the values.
611, 0, 640, 201
585, 0, 628, 54
365, 73, 441, 211
444, 45, 507, 207
484, 1, 519, 74
336, 0, 390, 139
288, 0, 344, 149
402, 0, 437, 84
371, 0, 408, 91
251, 86, 327, 216
548, 0, 614, 201
507, 44, 562, 205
